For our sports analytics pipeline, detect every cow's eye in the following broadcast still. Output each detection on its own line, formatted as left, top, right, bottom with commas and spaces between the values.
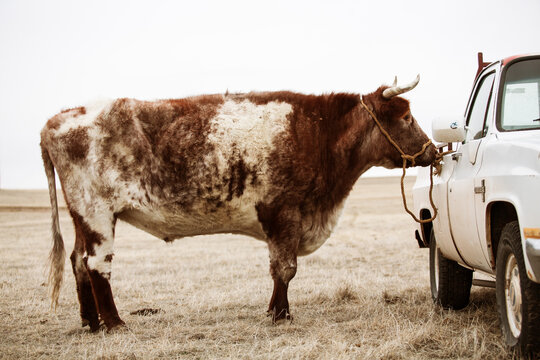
403, 114, 412, 122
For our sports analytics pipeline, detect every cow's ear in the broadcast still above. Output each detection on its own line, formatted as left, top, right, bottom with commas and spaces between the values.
378, 95, 410, 121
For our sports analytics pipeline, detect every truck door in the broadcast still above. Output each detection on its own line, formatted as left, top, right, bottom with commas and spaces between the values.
447, 71, 496, 270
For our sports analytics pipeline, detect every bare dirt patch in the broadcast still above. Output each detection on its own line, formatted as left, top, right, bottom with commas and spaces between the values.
0, 177, 509, 359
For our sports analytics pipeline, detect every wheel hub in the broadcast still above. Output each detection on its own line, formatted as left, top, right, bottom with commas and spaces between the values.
504, 254, 522, 338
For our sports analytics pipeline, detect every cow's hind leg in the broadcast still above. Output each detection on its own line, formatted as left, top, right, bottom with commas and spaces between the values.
70, 215, 99, 331
267, 238, 299, 322
71, 210, 125, 332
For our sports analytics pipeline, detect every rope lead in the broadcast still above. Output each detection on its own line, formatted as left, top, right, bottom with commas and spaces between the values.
360, 97, 441, 224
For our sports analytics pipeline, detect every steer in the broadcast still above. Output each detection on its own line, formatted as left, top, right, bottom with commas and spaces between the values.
41, 76, 437, 332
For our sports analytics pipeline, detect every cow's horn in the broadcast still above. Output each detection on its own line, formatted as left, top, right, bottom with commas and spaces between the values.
382, 74, 420, 99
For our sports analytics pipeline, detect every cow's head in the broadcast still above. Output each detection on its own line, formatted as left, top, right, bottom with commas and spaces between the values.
360, 75, 437, 168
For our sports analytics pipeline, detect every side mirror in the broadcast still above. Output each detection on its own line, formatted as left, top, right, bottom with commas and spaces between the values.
432, 117, 466, 143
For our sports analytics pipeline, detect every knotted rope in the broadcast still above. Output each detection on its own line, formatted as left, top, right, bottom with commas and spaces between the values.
360, 97, 444, 224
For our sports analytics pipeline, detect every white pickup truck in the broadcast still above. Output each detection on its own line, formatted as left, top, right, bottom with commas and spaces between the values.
412, 53, 540, 356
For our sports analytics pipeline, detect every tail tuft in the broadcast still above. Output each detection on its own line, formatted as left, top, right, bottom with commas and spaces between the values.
48, 231, 65, 309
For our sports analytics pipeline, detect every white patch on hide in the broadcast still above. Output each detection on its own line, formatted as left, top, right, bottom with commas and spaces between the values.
73, 252, 87, 282
208, 99, 292, 189
200, 99, 293, 238
84, 213, 115, 278
56, 99, 114, 135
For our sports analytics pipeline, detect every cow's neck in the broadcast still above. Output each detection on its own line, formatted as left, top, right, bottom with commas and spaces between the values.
316, 100, 385, 210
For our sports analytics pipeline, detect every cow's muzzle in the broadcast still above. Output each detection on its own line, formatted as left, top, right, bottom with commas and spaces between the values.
411, 142, 438, 167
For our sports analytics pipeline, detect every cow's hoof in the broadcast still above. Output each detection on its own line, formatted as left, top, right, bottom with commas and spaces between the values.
82, 318, 101, 331
269, 307, 292, 324
106, 321, 127, 333
86, 320, 103, 333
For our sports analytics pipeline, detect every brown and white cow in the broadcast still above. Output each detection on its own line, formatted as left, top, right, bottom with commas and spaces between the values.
41, 76, 436, 331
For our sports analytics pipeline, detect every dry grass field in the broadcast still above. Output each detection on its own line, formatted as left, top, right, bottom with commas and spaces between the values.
0, 177, 511, 359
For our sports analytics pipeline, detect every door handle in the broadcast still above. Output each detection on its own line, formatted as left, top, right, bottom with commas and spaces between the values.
474, 179, 486, 202
452, 152, 462, 161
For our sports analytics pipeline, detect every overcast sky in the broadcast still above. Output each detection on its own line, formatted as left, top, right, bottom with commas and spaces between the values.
1, 0, 539, 189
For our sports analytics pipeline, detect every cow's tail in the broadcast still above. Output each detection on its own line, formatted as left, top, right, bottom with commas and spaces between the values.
41, 143, 65, 310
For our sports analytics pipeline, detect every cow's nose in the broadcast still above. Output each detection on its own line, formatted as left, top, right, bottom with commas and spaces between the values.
416, 143, 437, 167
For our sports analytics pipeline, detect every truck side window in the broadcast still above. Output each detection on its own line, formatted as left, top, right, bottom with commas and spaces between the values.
500, 59, 540, 131
466, 72, 495, 142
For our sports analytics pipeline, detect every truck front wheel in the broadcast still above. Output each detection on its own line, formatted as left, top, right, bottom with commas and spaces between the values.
429, 228, 472, 309
496, 221, 540, 356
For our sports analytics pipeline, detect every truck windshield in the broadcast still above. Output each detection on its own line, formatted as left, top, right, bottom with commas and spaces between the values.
499, 58, 540, 131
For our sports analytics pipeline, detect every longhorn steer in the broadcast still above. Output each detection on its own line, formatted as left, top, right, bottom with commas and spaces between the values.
41, 77, 436, 331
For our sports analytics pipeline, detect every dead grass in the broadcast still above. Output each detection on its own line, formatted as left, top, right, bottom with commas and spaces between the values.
0, 177, 512, 359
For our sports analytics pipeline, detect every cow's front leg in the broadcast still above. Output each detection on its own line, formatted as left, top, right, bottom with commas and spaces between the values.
267, 238, 298, 322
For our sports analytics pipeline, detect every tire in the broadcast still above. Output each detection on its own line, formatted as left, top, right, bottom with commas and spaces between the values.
496, 221, 540, 357
429, 228, 473, 310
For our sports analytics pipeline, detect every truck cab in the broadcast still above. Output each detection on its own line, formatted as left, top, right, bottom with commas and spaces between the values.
412, 53, 540, 356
